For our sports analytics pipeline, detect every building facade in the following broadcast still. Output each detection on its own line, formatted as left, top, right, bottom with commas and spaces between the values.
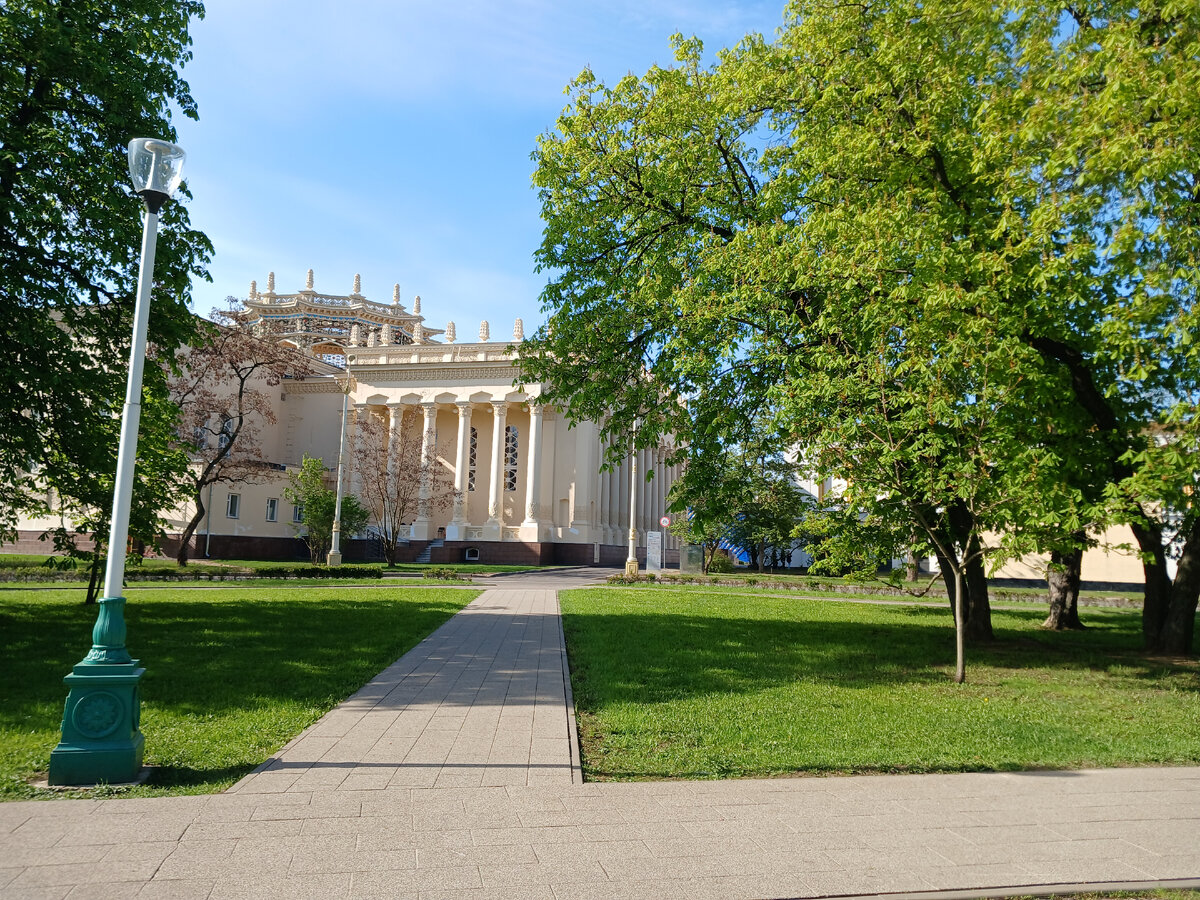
177, 271, 682, 566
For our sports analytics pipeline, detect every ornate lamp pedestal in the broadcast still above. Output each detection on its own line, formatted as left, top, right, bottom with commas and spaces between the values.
49, 597, 145, 785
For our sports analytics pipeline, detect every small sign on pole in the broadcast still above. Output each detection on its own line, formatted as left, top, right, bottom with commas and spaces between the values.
647, 531, 663, 573
660, 516, 670, 527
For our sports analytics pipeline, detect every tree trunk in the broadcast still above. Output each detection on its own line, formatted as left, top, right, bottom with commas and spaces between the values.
953, 566, 966, 684
758, 539, 766, 573
936, 549, 956, 615
1130, 517, 1172, 648
176, 494, 208, 566
84, 552, 102, 605
1044, 539, 1085, 630
1156, 525, 1200, 655
963, 533, 994, 642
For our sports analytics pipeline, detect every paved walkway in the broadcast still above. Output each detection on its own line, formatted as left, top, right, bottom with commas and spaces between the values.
2, 583, 1198, 899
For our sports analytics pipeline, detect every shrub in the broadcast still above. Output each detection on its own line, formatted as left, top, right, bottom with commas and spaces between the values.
706, 554, 735, 574
422, 567, 467, 581
253, 565, 382, 579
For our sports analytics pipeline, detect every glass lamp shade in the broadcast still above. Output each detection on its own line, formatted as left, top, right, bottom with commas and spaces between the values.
127, 138, 185, 199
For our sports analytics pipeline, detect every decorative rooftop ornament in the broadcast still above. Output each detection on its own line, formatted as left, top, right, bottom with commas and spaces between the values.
353, 273, 362, 295
306, 269, 314, 290
381, 323, 392, 345
513, 318, 524, 341
250, 280, 257, 299
392, 284, 400, 305
479, 320, 490, 342
445, 321, 456, 343
413, 295, 421, 316
267, 271, 275, 292
350, 323, 361, 346
413, 322, 424, 344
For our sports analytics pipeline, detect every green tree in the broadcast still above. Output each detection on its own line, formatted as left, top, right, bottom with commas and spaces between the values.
0, 0, 212, 538
521, 0, 1199, 657
284, 456, 370, 565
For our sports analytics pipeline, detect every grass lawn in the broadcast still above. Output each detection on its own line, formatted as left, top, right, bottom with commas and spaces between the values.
560, 585, 1200, 780
0, 585, 479, 799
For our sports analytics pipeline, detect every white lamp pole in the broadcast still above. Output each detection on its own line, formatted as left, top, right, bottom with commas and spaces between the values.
49, 138, 186, 786
625, 428, 639, 577
327, 383, 351, 566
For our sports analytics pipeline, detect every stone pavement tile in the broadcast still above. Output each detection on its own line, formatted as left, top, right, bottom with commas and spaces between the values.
65, 882, 154, 900
951, 823, 1088, 845
136, 879, 217, 899
208, 872, 353, 900
911, 862, 1047, 890
54, 819, 190, 846
339, 770, 398, 791
801, 867, 938, 894
3, 843, 110, 867
823, 845, 957, 870
470, 825, 583, 846
249, 795, 362, 820
719, 850, 842, 876
532, 839, 652, 864
574, 822, 692, 842
288, 847, 416, 874
552, 879, 691, 900
517, 807, 627, 828
1, 888, 72, 900
417, 888, 554, 900
348, 865, 482, 895
600, 854, 727, 881
679, 873, 814, 900
855, 827, 979, 851
357, 829, 475, 852
0, 866, 22, 890
413, 807, 521, 832
753, 829, 872, 853
478, 861, 609, 887
642, 836, 761, 859
1130, 854, 1200, 878
102, 841, 180, 866
182, 819, 304, 843
9, 858, 162, 889
302, 814, 411, 836
7, 823, 72, 850
416, 844, 538, 868
1017, 858, 1157, 882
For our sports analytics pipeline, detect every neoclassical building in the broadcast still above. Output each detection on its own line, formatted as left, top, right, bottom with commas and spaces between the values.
174, 270, 681, 566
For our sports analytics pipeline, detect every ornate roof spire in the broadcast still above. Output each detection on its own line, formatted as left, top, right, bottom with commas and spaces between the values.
267, 271, 275, 292
305, 268, 314, 290
445, 321, 456, 343
392, 283, 400, 305
249, 280, 257, 299
413, 322, 424, 344
513, 318, 524, 341
479, 320, 490, 342
352, 273, 362, 295
413, 295, 421, 316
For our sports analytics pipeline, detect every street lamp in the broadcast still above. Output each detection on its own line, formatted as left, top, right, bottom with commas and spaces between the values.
48, 138, 186, 786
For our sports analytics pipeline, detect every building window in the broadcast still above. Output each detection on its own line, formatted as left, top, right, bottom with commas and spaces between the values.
217, 417, 234, 451
504, 425, 519, 492
226, 493, 240, 519
265, 498, 278, 522
292, 503, 304, 523
468, 427, 478, 492
193, 425, 208, 451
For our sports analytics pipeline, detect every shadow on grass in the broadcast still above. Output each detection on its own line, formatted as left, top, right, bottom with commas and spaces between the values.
560, 601, 1195, 708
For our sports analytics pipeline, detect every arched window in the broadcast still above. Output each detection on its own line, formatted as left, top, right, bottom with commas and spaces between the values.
504, 425, 519, 492
468, 427, 478, 492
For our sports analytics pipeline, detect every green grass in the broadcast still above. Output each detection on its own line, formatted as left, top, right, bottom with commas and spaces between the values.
0, 585, 479, 799
560, 585, 1200, 780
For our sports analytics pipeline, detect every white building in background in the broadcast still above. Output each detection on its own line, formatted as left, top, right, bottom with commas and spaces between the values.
182, 271, 681, 566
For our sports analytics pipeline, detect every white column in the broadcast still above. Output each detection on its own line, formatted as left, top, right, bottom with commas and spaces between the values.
570, 420, 597, 537
446, 401, 472, 540
410, 402, 437, 540
386, 404, 404, 485
520, 404, 546, 540
484, 401, 506, 540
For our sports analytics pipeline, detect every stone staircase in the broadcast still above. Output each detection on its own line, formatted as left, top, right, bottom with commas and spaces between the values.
413, 538, 443, 564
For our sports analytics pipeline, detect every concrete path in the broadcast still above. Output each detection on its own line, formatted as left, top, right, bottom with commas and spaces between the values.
3, 584, 1198, 899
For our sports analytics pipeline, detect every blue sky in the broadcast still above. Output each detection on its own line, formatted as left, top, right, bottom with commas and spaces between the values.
173, 1, 785, 337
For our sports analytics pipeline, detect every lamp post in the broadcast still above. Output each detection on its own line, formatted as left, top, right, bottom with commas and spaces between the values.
48, 138, 186, 786
327, 380, 351, 566
625, 433, 639, 578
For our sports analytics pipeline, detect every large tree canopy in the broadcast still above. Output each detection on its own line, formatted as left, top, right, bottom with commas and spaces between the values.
520, 0, 1199, 653
0, 0, 212, 536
